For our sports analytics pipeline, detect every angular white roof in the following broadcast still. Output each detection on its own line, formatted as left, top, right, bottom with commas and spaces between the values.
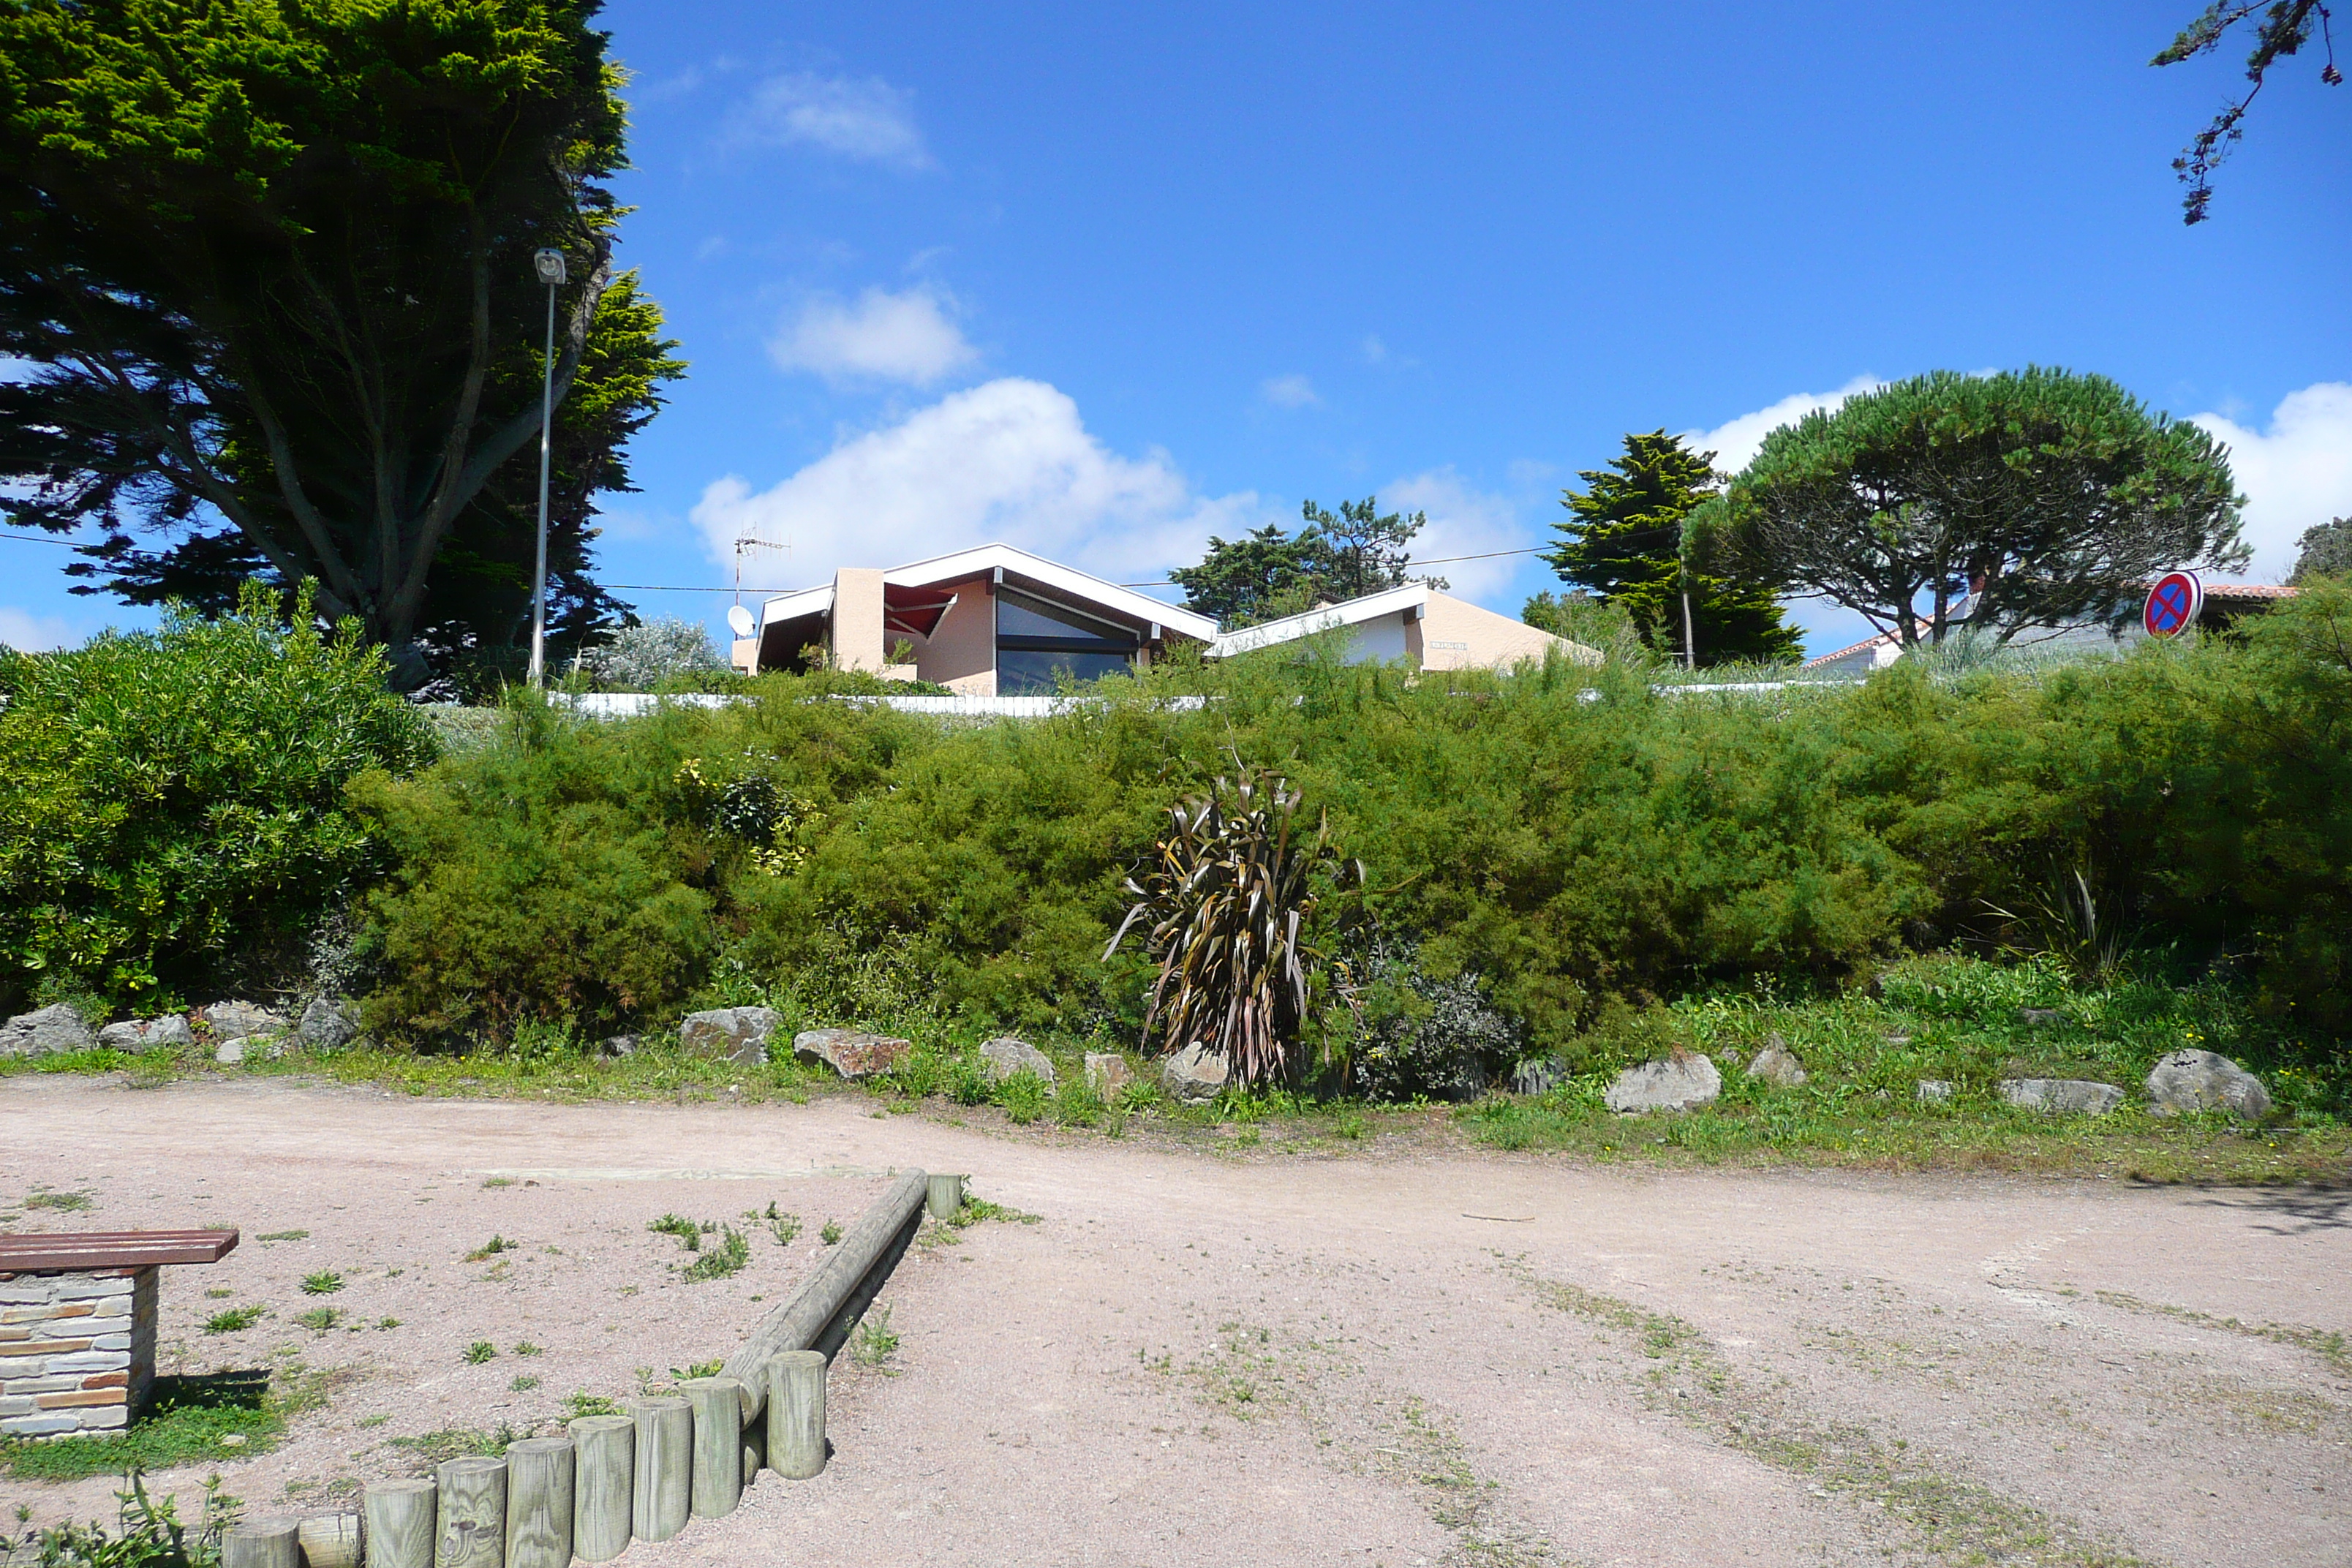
758, 541, 1217, 642
1205, 581, 1430, 659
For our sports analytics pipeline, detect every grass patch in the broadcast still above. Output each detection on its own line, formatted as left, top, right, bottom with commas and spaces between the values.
818, 1218, 843, 1246
24, 1190, 94, 1211
202, 1305, 265, 1334
256, 1229, 309, 1242
680, 1226, 750, 1283
562, 1391, 621, 1420
750, 1201, 800, 1245
647, 1214, 709, 1251
387, 1425, 520, 1469
299, 1270, 343, 1295
510, 1375, 539, 1392
464, 1235, 514, 1263
947, 1196, 1041, 1229
851, 1304, 900, 1373
294, 1306, 342, 1331
462, 1341, 496, 1365
0, 1371, 297, 1480
2092, 1289, 2352, 1377
1506, 1257, 2155, 1567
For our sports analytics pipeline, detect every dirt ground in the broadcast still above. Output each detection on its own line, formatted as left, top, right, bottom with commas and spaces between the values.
5, 1074, 2348, 1568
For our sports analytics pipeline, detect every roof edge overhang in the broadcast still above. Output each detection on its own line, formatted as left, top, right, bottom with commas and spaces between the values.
1207, 581, 1431, 660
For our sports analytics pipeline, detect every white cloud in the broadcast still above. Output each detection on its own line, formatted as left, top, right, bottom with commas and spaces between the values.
1360, 335, 1388, 365
2188, 382, 2352, 582
770, 287, 977, 387
1260, 374, 1319, 409
693, 378, 1262, 587
1381, 468, 1534, 603
1684, 374, 1883, 476
0, 606, 75, 652
729, 73, 931, 170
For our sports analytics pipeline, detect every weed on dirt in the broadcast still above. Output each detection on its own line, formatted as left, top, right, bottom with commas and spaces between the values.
679, 1226, 750, 1283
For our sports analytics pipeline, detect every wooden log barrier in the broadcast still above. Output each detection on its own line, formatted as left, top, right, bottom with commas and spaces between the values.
764, 1350, 828, 1481
568, 1414, 635, 1564
434, 1457, 508, 1568
682, 1376, 746, 1518
363, 1480, 437, 1568
295, 1512, 362, 1568
502, 1436, 575, 1568
721, 1169, 929, 1422
629, 1395, 693, 1544
222, 1516, 299, 1568
924, 1172, 964, 1221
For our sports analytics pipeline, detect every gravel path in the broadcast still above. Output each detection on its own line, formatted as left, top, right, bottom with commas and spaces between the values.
6, 1074, 2348, 1567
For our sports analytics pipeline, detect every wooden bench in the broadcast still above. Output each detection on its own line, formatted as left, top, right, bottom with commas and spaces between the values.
1, 1229, 237, 1439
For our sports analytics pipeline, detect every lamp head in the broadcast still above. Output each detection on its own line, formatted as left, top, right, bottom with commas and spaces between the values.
532, 249, 567, 285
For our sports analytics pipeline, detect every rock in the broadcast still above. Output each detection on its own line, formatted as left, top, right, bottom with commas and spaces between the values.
203, 1000, 287, 1038
1083, 1052, 1134, 1096
2018, 1008, 2067, 1029
1159, 1042, 1230, 1104
1999, 1078, 2122, 1115
596, 1034, 639, 1059
791, 1027, 913, 1080
214, 1037, 247, 1066
1882, 1032, 1914, 1047
1605, 1055, 1722, 1114
2145, 1049, 2272, 1120
0, 1004, 97, 1059
1916, 1079, 1955, 1104
1509, 1057, 1567, 1096
979, 1036, 1056, 1088
298, 998, 359, 1051
95, 1014, 194, 1051
1744, 1035, 1808, 1088
679, 1006, 780, 1065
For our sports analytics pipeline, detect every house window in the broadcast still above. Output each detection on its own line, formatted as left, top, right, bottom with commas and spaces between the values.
995, 587, 1139, 693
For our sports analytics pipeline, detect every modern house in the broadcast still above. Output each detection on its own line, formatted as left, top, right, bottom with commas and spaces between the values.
1801, 581, 2301, 675
1207, 581, 1595, 670
736, 543, 1219, 695
734, 543, 1591, 691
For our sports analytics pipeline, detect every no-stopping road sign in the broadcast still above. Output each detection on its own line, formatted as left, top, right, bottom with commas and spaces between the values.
2143, 570, 2203, 638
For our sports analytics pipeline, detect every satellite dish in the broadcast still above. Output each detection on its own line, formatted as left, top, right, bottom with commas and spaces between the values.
727, 605, 755, 638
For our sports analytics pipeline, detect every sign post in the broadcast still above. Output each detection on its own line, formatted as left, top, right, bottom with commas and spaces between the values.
2143, 570, 2204, 638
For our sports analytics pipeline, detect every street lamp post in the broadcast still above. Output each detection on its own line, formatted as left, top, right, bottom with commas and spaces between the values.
527, 247, 566, 687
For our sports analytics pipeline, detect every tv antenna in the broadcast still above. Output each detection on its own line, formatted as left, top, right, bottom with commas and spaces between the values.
729, 535, 788, 639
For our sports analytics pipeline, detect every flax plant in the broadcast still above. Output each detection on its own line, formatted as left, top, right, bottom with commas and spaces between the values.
1105, 766, 1362, 1088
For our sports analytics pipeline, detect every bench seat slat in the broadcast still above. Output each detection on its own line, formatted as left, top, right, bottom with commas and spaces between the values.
0, 1229, 238, 1270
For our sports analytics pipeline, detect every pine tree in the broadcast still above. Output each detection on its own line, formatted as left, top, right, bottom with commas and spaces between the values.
1543, 431, 1799, 666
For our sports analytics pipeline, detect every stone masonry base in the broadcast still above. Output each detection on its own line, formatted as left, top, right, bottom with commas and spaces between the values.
0, 1266, 157, 1438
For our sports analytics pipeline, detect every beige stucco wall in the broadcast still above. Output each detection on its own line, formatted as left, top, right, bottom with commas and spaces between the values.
1414, 591, 1597, 671
731, 637, 759, 674
829, 569, 888, 673
912, 574, 996, 696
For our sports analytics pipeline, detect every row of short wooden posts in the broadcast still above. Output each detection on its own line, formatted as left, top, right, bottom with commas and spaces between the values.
217, 1171, 963, 1568
222, 1351, 826, 1568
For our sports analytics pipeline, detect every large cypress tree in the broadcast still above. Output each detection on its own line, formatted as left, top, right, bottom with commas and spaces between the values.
1542, 431, 1799, 666
0, 0, 681, 687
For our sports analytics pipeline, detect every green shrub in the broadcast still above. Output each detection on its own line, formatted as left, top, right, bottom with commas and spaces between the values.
995, 1070, 1049, 1125
333, 608, 2351, 1074
0, 583, 431, 1011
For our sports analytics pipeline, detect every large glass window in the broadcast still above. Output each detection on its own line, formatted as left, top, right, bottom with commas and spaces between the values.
998, 648, 1136, 693
995, 586, 1138, 693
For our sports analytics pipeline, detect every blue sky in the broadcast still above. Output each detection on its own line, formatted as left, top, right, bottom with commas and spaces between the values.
5, 0, 2348, 656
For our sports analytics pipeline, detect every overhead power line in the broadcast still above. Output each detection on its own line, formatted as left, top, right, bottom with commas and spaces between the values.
1115, 543, 1550, 589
